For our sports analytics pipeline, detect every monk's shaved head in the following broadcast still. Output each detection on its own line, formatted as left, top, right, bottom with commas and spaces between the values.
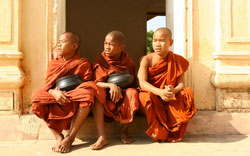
63, 32, 81, 50
106, 31, 125, 45
154, 27, 172, 40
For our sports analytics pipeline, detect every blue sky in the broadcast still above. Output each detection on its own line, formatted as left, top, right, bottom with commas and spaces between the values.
147, 16, 166, 32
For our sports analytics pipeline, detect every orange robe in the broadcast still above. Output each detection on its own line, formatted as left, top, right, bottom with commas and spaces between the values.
139, 51, 196, 142
93, 51, 139, 124
32, 53, 93, 133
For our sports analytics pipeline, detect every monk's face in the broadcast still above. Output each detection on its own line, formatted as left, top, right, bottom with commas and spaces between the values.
152, 30, 173, 56
104, 35, 125, 59
57, 33, 77, 59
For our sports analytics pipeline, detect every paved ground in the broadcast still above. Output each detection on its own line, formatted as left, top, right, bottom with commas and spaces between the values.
0, 135, 249, 156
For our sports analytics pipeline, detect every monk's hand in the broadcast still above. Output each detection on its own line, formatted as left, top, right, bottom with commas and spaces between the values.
160, 85, 175, 102
49, 87, 71, 105
109, 83, 123, 103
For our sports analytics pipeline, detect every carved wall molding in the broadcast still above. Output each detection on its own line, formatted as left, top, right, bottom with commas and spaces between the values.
226, 0, 250, 43
213, 51, 250, 60
0, 0, 12, 42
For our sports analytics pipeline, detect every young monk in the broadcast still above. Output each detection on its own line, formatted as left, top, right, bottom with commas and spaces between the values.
32, 32, 93, 153
90, 31, 139, 150
137, 28, 196, 142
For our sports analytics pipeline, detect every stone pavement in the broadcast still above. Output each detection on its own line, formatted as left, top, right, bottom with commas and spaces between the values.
0, 135, 249, 156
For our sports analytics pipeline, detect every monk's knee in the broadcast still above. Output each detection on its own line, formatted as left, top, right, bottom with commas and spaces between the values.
78, 105, 90, 114
32, 104, 49, 119
125, 88, 138, 97
92, 99, 104, 111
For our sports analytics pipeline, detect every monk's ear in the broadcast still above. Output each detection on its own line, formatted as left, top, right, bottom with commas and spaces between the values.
170, 39, 173, 46
73, 43, 78, 50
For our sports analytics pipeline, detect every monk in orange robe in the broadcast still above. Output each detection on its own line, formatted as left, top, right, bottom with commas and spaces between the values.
32, 32, 93, 153
90, 31, 139, 150
137, 28, 196, 142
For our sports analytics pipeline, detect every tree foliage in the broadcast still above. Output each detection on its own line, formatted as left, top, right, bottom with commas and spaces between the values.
146, 30, 154, 54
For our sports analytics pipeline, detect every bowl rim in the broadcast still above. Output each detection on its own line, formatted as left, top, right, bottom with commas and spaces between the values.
56, 74, 82, 83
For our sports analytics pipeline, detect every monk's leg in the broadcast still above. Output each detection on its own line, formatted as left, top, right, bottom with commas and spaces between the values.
58, 104, 90, 153
49, 127, 64, 152
120, 123, 134, 144
90, 99, 109, 150
33, 104, 64, 152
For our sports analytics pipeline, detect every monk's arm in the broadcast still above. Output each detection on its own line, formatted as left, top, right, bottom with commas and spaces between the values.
137, 56, 162, 96
173, 75, 184, 94
96, 82, 122, 103
96, 82, 117, 89
48, 88, 71, 105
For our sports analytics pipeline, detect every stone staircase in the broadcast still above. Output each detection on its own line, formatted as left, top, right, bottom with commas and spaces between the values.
1, 111, 250, 141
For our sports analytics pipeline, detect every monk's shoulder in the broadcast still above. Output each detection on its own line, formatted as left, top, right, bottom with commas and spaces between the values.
142, 53, 152, 62
172, 53, 186, 60
172, 53, 189, 65
142, 53, 160, 67
93, 55, 104, 65
93, 55, 108, 70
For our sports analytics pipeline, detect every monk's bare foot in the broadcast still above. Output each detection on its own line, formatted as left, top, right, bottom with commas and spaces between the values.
58, 135, 74, 153
52, 134, 64, 153
170, 139, 177, 143
90, 136, 109, 150
120, 124, 134, 144
120, 132, 135, 144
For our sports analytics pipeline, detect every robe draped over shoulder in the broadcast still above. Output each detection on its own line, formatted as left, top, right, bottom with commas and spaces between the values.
139, 51, 196, 142
93, 51, 139, 124
32, 53, 93, 133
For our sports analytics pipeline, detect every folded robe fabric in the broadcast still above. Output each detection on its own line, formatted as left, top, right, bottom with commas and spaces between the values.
32, 53, 94, 133
93, 51, 139, 124
139, 51, 196, 142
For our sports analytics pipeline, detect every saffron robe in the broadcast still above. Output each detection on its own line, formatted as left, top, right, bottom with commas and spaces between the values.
93, 51, 139, 124
32, 53, 93, 133
139, 51, 196, 142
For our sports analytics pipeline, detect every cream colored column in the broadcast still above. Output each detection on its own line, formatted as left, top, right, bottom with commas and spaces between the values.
211, 0, 250, 111
46, 0, 66, 61
166, 0, 186, 56
166, 0, 193, 88
0, 0, 25, 114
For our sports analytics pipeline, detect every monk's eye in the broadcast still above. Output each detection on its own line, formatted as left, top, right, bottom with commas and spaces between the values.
152, 39, 157, 42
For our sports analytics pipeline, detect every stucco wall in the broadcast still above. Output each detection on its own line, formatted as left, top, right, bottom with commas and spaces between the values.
192, 0, 217, 110
20, 0, 48, 113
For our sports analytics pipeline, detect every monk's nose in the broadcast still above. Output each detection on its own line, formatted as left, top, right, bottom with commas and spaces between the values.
105, 45, 110, 50
57, 43, 61, 47
156, 41, 161, 45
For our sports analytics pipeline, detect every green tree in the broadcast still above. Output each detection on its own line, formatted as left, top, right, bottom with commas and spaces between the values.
146, 30, 154, 54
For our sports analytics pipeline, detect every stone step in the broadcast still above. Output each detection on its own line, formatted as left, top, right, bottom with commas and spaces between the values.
0, 111, 250, 141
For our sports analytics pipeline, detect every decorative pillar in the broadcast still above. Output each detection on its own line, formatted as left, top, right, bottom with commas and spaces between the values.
211, 0, 250, 112
166, 0, 193, 88
46, 0, 66, 61
0, 0, 25, 114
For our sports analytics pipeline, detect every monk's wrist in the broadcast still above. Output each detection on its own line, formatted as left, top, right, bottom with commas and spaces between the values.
173, 87, 182, 94
48, 89, 55, 95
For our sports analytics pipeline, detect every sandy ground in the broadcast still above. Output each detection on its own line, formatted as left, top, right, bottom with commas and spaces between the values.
0, 135, 249, 156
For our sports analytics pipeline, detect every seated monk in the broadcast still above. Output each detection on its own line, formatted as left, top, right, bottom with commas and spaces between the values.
32, 32, 93, 153
137, 28, 196, 142
90, 31, 139, 150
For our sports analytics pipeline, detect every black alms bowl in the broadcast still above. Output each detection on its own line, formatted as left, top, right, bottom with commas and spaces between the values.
107, 71, 134, 89
56, 74, 83, 91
